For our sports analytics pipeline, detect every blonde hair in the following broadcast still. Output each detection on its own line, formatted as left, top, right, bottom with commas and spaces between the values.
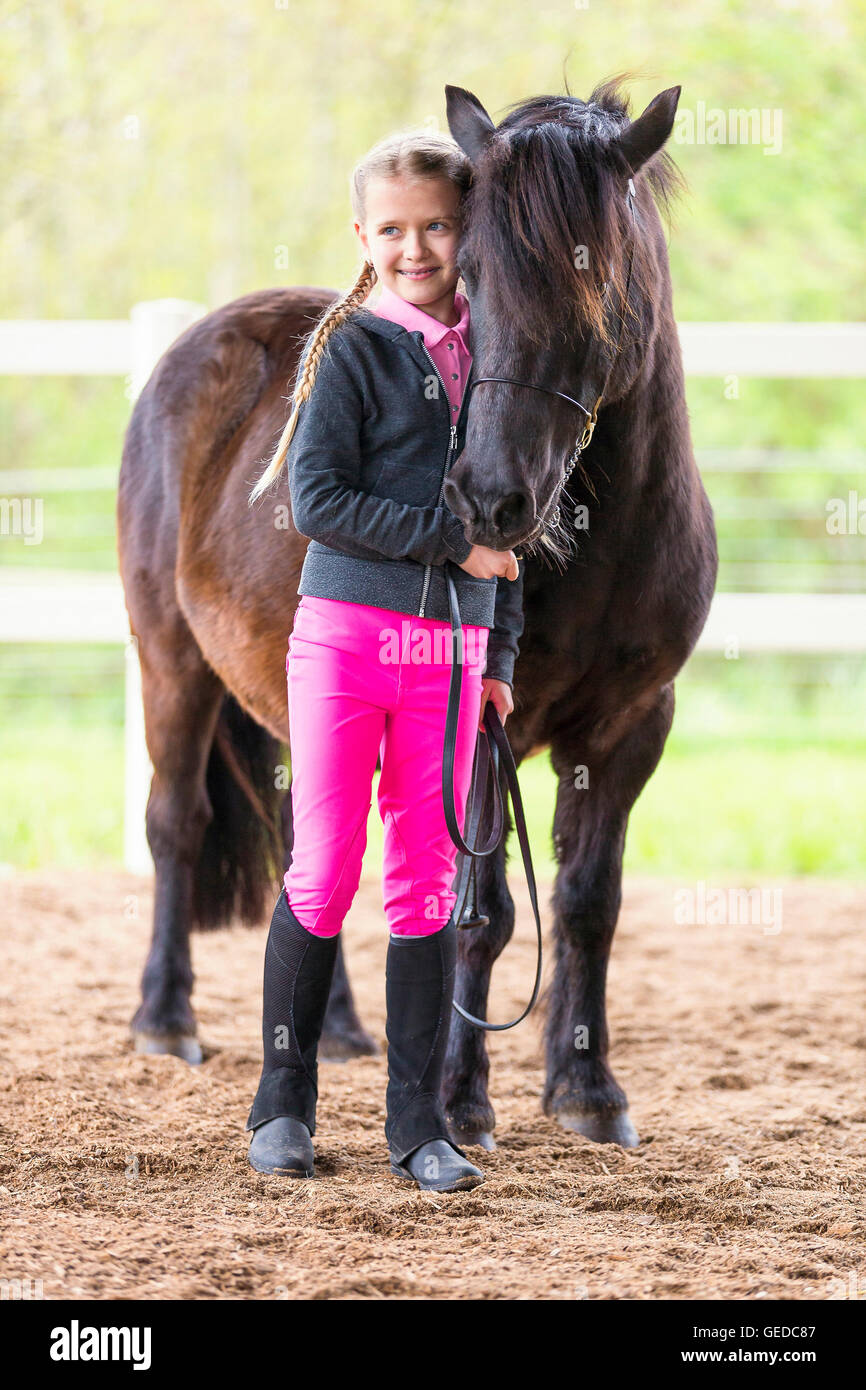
248, 128, 472, 505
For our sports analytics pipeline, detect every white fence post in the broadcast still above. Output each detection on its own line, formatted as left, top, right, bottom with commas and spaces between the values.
129, 297, 207, 401
123, 299, 207, 874
124, 633, 153, 875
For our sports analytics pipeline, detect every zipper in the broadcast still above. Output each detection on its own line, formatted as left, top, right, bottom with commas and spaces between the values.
416, 335, 470, 617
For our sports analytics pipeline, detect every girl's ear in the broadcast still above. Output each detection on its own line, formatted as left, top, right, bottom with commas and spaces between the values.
445, 84, 496, 165
353, 219, 369, 257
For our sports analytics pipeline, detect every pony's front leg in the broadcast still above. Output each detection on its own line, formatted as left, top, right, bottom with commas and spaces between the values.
545, 687, 675, 1146
442, 826, 515, 1151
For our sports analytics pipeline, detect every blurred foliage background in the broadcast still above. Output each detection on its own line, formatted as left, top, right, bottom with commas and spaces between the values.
1, 0, 864, 877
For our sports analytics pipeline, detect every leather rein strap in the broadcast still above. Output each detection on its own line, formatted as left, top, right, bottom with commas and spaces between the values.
441, 559, 543, 1032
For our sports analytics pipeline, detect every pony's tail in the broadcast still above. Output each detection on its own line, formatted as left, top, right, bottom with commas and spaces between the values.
248, 258, 378, 505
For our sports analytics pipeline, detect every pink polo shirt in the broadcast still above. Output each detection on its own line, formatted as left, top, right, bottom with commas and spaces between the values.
372, 282, 472, 419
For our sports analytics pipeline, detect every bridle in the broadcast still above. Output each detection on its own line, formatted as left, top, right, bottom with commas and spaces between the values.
440, 177, 640, 1031
464, 177, 639, 542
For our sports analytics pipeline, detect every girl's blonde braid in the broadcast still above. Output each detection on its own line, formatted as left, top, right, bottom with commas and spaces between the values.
248, 257, 378, 504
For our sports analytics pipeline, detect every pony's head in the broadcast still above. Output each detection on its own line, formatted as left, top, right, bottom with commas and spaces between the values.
443, 77, 685, 563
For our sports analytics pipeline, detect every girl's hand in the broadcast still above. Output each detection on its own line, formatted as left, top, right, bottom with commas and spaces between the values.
458, 545, 519, 581
478, 677, 513, 731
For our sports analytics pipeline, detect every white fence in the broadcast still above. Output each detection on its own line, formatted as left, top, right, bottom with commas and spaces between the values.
1, 307, 864, 872
0, 301, 207, 873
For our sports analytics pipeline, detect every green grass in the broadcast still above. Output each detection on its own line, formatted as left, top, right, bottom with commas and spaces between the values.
2, 712, 862, 879
623, 739, 865, 877
0, 722, 123, 870
2, 647, 864, 878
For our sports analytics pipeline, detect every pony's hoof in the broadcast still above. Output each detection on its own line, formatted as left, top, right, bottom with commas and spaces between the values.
447, 1123, 496, 1152
556, 1108, 640, 1148
132, 1031, 203, 1065
319, 1027, 380, 1062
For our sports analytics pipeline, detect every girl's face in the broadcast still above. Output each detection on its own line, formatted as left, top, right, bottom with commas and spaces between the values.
355, 175, 462, 322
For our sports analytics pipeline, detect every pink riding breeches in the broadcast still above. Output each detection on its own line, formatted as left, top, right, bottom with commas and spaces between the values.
283, 594, 489, 938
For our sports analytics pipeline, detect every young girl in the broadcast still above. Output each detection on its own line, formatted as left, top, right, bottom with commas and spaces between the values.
245, 128, 524, 1194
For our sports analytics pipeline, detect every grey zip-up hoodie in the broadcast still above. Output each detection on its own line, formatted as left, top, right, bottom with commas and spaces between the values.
286, 304, 524, 688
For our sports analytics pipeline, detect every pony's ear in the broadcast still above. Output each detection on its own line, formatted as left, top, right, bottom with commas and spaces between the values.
612, 85, 681, 175
445, 84, 496, 164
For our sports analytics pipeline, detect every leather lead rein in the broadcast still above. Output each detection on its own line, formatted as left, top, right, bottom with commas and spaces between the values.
441, 560, 543, 1032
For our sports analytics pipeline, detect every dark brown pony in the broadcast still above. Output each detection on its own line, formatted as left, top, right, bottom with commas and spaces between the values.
117, 76, 717, 1147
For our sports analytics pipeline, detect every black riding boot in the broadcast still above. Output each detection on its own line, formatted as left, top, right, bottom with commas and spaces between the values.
385, 921, 484, 1193
246, 887, 338, 1177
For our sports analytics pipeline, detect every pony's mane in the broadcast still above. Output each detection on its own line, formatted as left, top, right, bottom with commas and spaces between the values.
459, 75, 685, 349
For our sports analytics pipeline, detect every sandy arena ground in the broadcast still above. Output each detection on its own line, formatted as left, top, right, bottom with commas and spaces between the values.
0, 869, 863, 1301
